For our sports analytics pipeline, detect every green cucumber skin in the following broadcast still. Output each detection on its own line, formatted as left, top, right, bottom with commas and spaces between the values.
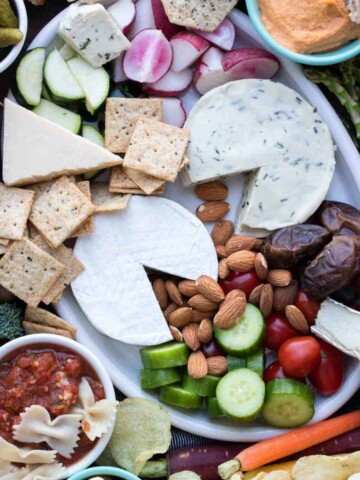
182, 373, 221, 397
246, 349, 264, 378
140, 368, 181, 389
140, 342, 190, 369
160, 385, 202, 410
227, 356, 247, 371
16, 48, 46, 107
207, 397, 225, 418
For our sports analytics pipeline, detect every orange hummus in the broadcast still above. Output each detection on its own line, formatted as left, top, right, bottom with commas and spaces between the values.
259, 0, 360, 54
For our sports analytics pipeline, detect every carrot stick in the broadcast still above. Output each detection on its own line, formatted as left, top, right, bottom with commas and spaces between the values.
218, 410, 360, 478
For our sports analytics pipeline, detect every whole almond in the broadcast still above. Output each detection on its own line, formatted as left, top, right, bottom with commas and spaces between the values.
218, 258, 230, 280
222, 289, 246, 308
165, 279, 183, 306
216, 245, 228, 259
195, 181, 228, 201
254, 253, 268, 281
168, 307, 193, 328
226, 250, 256, 273
249, 284, 264, 306
207, 356, 228, 376
164, 302, 177, 321
198, 318, 213, 344
273, 280, 299, 313
178, 279, 198, 297
188, 351, 208, 379
267, 269, 292, 287
260, 283, 273, 318
226, 235, 256, 255
214, 296, 246, 330
196, 201, 230, 222
169, 325, 183, 342
182, 323, 201, 350
286, 305, 309, 333
211, 220, 234, 246
196, 275, 225, 302
188, 294, 219, 312
192, 310, 216, 322
253, 238, 265, 251
152, 278, 168, 309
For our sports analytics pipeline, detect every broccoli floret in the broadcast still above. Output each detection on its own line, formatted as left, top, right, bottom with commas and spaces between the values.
0, 303, 24, 341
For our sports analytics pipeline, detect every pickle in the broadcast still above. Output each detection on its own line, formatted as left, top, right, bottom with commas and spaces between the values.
0, 28, 23, 48
0, 0, 18, 28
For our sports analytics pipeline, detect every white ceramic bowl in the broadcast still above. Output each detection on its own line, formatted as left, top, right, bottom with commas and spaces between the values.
0, 0, 27, 73
0, 334, 116, 479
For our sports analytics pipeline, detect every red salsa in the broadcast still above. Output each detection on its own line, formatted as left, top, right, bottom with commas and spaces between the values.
0, 344, 105, 466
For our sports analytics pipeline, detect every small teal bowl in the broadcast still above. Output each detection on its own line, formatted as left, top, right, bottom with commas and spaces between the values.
245, 0, 360, 65
68, 466, 141, 480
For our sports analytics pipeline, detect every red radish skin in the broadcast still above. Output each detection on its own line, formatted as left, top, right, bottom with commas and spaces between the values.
111, 52, 127, 82
156, 97, 187, 127
143, 67, 192, 96
222, 48, 280, 80
151, 0, 182, 39
171, 32, 210, 73
128, 0, 155, 39
123, 29, 173, 83
191, 18, 236, 51
193, 46, 230, 95
108, 0, 136, 35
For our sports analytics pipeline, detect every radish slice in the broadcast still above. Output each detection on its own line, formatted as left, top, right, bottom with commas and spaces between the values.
193, 47, 230, 95
191, 18, 235, 51
128, 0, 155, 39
143, 68, 192, 96
222, 48, 281, 79
123, 29, 173, 83
111, 52, 127, 82
154, 97, 186, 127
151, 0, 182, 40
170, 32, 209, 73
108, 0, 136, 35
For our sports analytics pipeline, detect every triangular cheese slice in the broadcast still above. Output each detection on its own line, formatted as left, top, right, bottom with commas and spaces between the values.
2, 99, 122, 186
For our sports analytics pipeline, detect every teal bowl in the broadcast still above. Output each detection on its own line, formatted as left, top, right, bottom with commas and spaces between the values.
68, 466, 141, 480
245, 0, 360, 65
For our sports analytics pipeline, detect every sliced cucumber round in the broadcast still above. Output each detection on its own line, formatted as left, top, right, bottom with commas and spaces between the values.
216, 368, 265, 421
160, 385, 202, 410
182, 373, 220, 397
16, 47, 46, 106
140, 367, 181, 389
262, 379, 315, 428
215, 304, 265, 357
246, 349, 264, 378
33, 99, 82, 134
227, 356, 246, 372
207, 397, 225, 418
140, 342, 189, 369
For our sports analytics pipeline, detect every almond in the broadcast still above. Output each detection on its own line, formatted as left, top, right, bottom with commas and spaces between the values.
192, 310, 216, 322
225, 235, 256, 255
249, 284, 264, 306
211, 220, 234, 246
178, 279, 198, 297
218, 258, 230, 280
226, 250, 256, 272
214, 296, 246, 330
196, 201, 230, 222
188, 294, 219, 312
169, 325, 183, 342
187, 351, 208, 379
152, 278, 168, 310
165, 279, 183, 306
254, 253, 268, 281
198, 318, 213, 344
216, 245, 228, 259
260, 283, 273, 318
164, 302, 178, 321
222, 289, 246, 307
182, 323, 201, 350
207, 356, 228, 376
195, 181, 228, 201
267, 269, 292, 287
273, 280, 299, 312
168, 307, 193, 328
253, 238, 265, 251
196, 275, 225, 302
285, 305, 309, 333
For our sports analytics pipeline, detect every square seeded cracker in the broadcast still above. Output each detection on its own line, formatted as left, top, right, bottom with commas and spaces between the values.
160, 0, 237, 31
0, 238, 65, 307
70, 181, 94, 238
24, 305, 77, 339
109, 167, 165, 195
0, 183, 34, 240
123, 168, 165, 195
90, 182, 131, 213
123, 117, 190, 182
29, 176, 96, 248
105, 98, 162, 153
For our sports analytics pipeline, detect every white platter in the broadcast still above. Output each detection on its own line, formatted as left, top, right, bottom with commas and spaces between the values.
26, 7, 360, 442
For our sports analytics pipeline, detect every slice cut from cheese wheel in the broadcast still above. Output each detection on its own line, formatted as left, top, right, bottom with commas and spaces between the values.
72, 196, 218, 346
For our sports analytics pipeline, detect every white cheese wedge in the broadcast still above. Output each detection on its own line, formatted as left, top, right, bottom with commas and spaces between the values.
2, 99, 122, 186
311, 298, 360, 360
72, 196, 218, 346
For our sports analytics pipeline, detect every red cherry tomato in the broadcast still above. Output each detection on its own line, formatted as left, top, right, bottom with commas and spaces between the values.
219, 271, 261, 298
308, 340, 344, 396
295, 291, 321, 326
264, 361, 290, 382
200, 340, 225, 358
278, 336, 321, 378
264, 313, 300, 351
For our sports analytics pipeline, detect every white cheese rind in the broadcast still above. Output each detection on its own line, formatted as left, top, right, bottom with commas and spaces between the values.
72, 196, 218, 346
2, 99, 122, 186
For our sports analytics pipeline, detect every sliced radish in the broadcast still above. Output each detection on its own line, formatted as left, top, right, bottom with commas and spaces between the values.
170, 32, 209, 73
111, 52, 127, 82
191, 18, 236, 51
151, 0, 182, 39
222, 48, 281, 79
128, 0, 155, 39
193, 47, 230, 95
123, 29, 173, 83
143, 68, 192, 96
108, 0, 136, 35
153, 97, 186, 127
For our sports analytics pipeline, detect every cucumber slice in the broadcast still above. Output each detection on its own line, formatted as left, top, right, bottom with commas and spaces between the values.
33, 99, 82, 134
140, 367, 181, 389
82, 125, 105, 147
140, 342, 189, 369
160, 385, 202, 410
16, 48, 46, 106
246, 349, 264, 378
67, 56, 110, 115
227, 356, 246, 372
44, 49, 84, 103
216, 368, 265, 421
182, 373, 220, 397
59, 42, 76, 61
262, 379, 315, 428
215, 304, 264, 357
41, 84, 52, 101
207, 397, 225, 418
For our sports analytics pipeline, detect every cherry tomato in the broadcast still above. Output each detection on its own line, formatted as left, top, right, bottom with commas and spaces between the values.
278, 336, 321, 378
264, 313, 300, 351
295, 291, 321, 326
264, 361, 290, 382
219, 271, 261, 298
200, 340, 225, 358
308, 340, 344, 396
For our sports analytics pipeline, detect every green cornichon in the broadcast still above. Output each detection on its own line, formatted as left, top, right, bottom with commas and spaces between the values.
0, 0, 18, 28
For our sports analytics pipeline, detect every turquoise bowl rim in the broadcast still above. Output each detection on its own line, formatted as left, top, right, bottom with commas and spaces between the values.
67, 466, 141, 480
245, 0, 360, 65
